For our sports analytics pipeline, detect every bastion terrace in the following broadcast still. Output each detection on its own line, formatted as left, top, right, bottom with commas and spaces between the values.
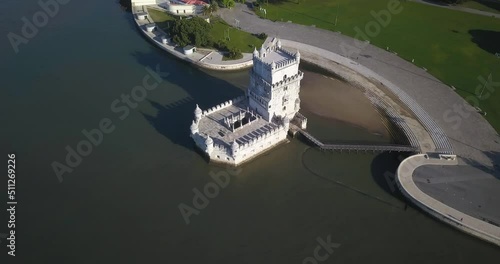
197, 99, 283, 148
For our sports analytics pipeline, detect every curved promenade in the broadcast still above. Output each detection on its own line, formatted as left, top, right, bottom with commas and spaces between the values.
131, 3, 254, 71
281, 39, 449, 154
397, 154, 500, 246
218, 4, 500, 246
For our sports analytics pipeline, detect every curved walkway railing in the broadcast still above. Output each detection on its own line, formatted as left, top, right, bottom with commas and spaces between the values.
295, 126, 418, 153
281, 40, 454, 155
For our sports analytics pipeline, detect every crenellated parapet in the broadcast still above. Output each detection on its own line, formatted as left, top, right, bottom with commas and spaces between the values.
234, 123, 287, 152
270, 71, 304, 90
190, 37, 304, 166
198, 95, 246, 116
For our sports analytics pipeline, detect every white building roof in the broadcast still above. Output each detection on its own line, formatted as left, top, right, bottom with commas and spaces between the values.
197, 100, 280, 147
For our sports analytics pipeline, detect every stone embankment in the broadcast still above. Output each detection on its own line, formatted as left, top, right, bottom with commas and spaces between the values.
131, 1, 254, 71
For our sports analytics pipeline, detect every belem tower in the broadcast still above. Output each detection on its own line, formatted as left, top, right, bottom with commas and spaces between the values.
190, 38, 307, 165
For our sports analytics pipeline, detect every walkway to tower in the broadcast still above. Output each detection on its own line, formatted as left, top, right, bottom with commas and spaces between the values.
291, 124, 419, 153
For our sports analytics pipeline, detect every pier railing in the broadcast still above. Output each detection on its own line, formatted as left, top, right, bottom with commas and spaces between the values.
294, 125, 419, 153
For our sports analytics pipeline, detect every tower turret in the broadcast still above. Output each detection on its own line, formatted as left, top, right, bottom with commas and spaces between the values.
190, 120, 198, 135
253, 47, 259, 57
194, 104, 202, 122
205, 135, 213, 154
231, 140, 239, 155
283, 116, 290, 128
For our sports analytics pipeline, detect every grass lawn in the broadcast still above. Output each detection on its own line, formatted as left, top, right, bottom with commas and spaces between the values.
460, 0, 500, 14
147, 9, 264, 53
255, 0, 500, 132
147, 8, 175, 29
210, 17, 265, 53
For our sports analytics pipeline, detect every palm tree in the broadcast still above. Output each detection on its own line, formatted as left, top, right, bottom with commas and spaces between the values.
210, 1, 219, 13
202, 5, 211, 16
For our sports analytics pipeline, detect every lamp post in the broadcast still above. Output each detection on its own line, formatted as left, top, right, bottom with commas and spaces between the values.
334, 4, 340, 26
479, 73, 492, 99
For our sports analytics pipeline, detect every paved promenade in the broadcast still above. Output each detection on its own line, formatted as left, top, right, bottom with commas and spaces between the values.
218, 4, 500, 245
397, 154, 500, 246
218, 3, 500, 166
414, 165, 500, 226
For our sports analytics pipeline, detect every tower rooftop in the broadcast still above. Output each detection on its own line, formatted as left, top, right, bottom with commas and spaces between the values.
259, 48, 295, 64
197, 99, 281, 147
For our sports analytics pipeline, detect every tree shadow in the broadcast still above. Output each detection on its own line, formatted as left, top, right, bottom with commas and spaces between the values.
478, 0, 500, 12
370, 152, 409, 201
130, 49, 246, 150
118, 0, 131, 12
460, 150, 500, 180
469, 29, 500, 55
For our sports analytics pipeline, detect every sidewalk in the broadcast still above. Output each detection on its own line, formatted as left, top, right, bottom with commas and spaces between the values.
397, 154, 500, 246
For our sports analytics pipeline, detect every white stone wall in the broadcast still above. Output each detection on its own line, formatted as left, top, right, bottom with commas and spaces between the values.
253, 60, 272, 83
164, 3, 197, 15
269, 60, 299, 84
268, 71, 303, 119
205, 125, 288, 165
249, 43, 303, 121
131, 0, 156, 6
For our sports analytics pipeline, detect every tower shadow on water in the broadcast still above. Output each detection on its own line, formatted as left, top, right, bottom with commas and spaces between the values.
130, 49, 246, 150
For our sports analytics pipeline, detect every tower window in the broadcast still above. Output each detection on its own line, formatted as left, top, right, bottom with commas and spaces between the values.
284, 86, 288, 91
283, 106, 286, 111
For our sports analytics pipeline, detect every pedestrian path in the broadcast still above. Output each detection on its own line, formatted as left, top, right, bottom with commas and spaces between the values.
397, 154, 500, 246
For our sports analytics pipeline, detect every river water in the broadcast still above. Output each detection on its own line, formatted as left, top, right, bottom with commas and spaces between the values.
0, 0, 498, 263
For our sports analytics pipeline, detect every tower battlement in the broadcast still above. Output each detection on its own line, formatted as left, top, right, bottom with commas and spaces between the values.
252, 38, 300, 84
190, 38, 306, 166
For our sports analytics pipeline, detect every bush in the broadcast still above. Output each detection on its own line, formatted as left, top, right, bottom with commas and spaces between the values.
170, 17, 213, 47
226, 47, 243, 60
252, 32, 268, 40
213, 39, 228, 51
221, 0, 235, 8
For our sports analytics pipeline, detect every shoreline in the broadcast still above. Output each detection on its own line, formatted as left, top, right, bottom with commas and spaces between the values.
278, 40, 500, 247
299, 68, 390, 139
131, 3, 255, 71
295, 49, 432, 152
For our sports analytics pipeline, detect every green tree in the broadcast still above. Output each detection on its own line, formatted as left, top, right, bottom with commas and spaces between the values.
221, 0, 235, 8
210, 1, 219, 13
170, 17, 213, 47
202, 5, 211, 16
226, 47, 242, 60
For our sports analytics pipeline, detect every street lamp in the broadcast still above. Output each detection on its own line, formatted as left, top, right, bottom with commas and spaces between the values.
334, 4, 340, 26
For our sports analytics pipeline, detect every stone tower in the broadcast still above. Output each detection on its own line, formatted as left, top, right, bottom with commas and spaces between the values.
248, 38, 304, 122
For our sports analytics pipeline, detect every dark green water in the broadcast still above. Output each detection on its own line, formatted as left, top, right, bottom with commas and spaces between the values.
0, 0, 499, 263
